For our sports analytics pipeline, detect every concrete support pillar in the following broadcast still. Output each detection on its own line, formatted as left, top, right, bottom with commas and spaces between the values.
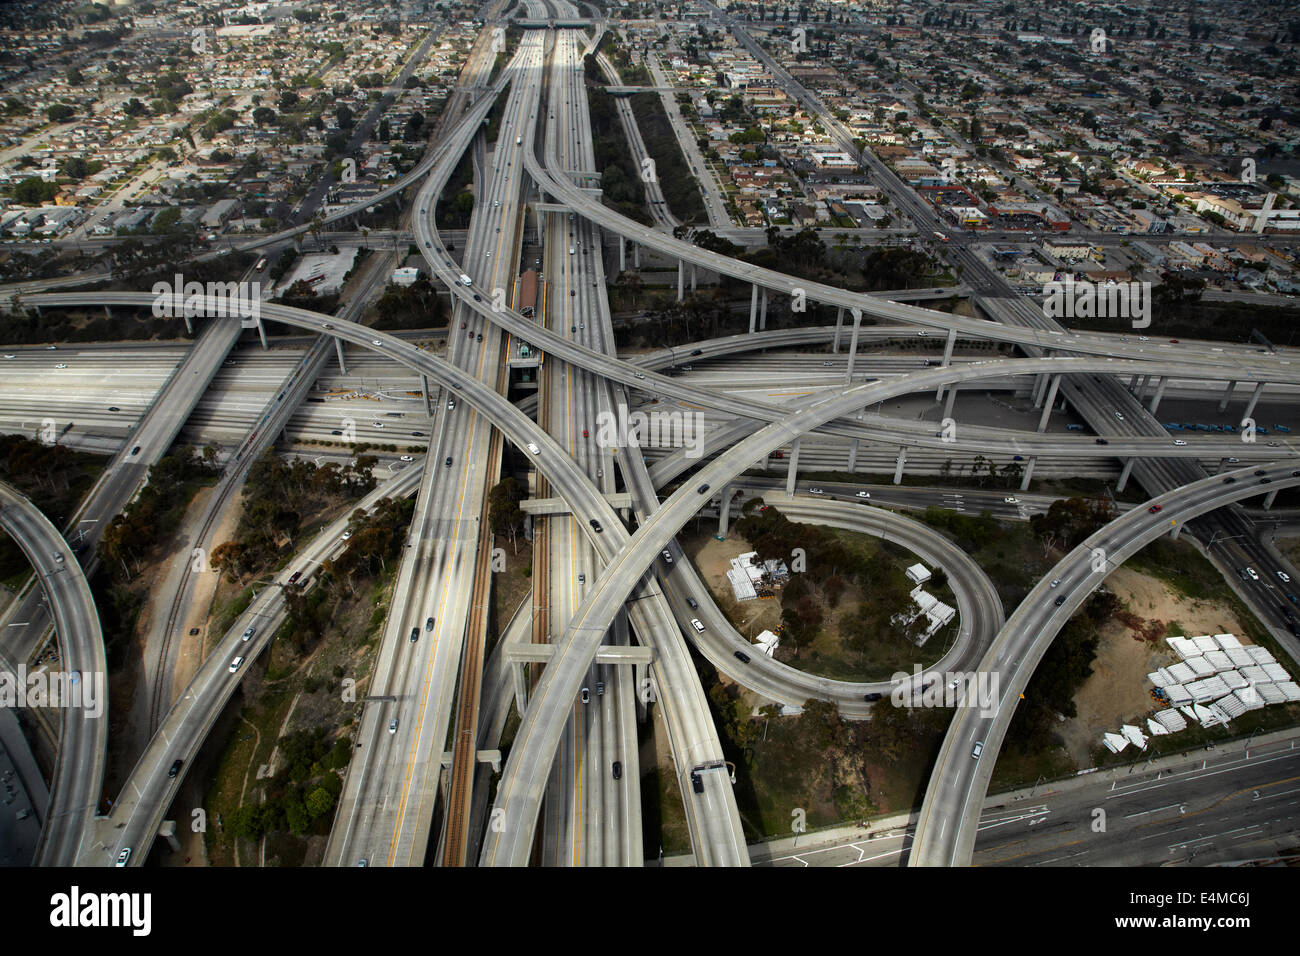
1136, 375, 1150, 401
1019, 456, 1036, 491
420, 375, 434, 415
1117, 457, 1135, 493
1218, 379, 1236, 413
718, 486, 734, 535
1263, 489, 1278, 511
847, 438, 858, 473
104, 305, 111, 318
785, 439, 801, 495
677, 259, 684, 302
893, 446, 907, 485
942, 383, 957, 422
844, 308, 862, 384
1147, 376, 1168, 415
749, 283, 758, 334
335, 336, 347, 375
1128, 374, 1140, 393
1036, 375, 1061, 432
1242, 382, 1266, 423
690, 263, 697, 293
936, 329, 956, 401
183, 314, 193, 335
512, 663, 529, 714
833, 306, 844, 353
1031, 373, 1049, 409
633, 243, 640, 269
759, 288, 768, 331
619, 234, 625, 273
255, 315, 268, 349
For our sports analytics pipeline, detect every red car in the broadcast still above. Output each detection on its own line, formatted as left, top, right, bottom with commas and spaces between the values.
1148, 505, 1163, 513
773, 451, 784, 459
461, 321, 467, 329
582, 429, 589, 438
1169, 339, 1179, 343
288, 571, 302, 584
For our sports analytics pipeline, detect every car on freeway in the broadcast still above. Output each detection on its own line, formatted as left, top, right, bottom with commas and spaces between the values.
188, 628, 200, 636
372, 339, 382, 346
864, 692, 883, 702
690, 618, 705, 633
241, 626, 255, 642
733, 650, 750, 663
1278, 571, 1291, 583
1054, 595, 1066, 606
461, 321, 467, 329
54, 363, 67, 369
331, 429, 342, 436
108, 406, 119, 412
288, 571, 302, 585
697, 483, 710, 494
1244, 567, 1260, 581
400, 455, 414, 462
809, 487, 824, 494
1227, 457, 1241, 463
856, 491, 870, 499
577, 572, 585, 584
168, 759, 184, 778
228, 656, 245, 673
371, 421, 383, 428
1174, 439, 1187, 446
971, 742, 983, 759
1223, 476, 1237, 484
1148, 504, 1162, 513
582, 429, 589, 438
1095, 438, 1108, 445
116, 848, 131, 867
1050, 579, 1060, 588
1004, 496, 1019, 504
580, 687, 590, 703
2, 354, 12, 359
634, 372, 646, 380
388, 718, 398, 734
589, 519, 602, 533
822, 360, 833, 367
686, 596, 698, 609
612, 761, 622, 780
1114, 411, 1124, 421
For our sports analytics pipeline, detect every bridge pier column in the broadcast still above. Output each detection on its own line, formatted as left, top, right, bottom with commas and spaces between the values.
1147, 376, 1168, 414
690, 264, 697, 293
1218, 379, 1236, 413
749, 284, 758, 334
1019, 455, 1036, 491
942, 383, 957, 422
420, 375, 434, 415
844, 308, 862, 384
619, 234, 625, 272
936, 329, 956, 401
1037, 375, 1061, 432
1031, 373, 1049, 408
1128, 374, 1140, 393
633, 243, 640, 269
1242, 382, 1266, 423
759, 288, 768, 331
1116, 457, 1135, 493
335, 336, 347, 375
785, 439, 800, 495
183, 314, 193, 335
1136, 374, 1150, 401
255, 315, 268, 349
833, 306, 843, 353
847, 438, 858, 473
893, 446, 907, 485
677, 260, 683, 302
512, 662, 529, 714
1263, 489, 1278, 510
718, 486, 734, 535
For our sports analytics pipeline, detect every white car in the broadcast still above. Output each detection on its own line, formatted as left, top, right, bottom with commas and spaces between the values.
1173, 439, 1187, 446
856, 491, 870, 499
115, 848, 131, 867
1245, 567, 1259, 581
526, 442, 540, 454
3, 354, 13, 359
809, 487, 824, 494
1279, 571, 1292, 583
388, 717, 398, 734
371, 339, 383, 346
54, 363, 67, 369
341, 530, 352, 540
1114, 412, 1124, 421
372, 421, 383, 428
399, 455, 414, 462
1004, 496, 1019, 504
228, 656, 245, 673
1049, 579, 1060, 588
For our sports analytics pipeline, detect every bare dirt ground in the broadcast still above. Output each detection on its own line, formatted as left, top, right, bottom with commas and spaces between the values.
685, 530, 783, 638
1061, 566, 1250, 767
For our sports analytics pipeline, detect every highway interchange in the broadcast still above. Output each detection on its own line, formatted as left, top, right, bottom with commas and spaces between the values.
1, 8, 1298, 870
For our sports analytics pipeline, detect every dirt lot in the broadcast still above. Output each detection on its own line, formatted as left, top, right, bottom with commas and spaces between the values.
1060, 566, 1251, 767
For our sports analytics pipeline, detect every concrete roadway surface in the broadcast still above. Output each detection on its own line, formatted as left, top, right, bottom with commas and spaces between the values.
0, 317, 241, 669
0, 482, 105, 867
753, 727, 1300, 867
88, 466, 423, 867
911, 460, 1300, 868
661, 491, 1004, 716
480, 352, 1268, 864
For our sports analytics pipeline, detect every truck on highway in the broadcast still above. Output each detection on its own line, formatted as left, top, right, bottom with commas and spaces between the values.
518, 269, 538, 317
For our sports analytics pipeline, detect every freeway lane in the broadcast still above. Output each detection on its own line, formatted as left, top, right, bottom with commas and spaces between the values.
910, 460, 1300, 867
0, 481, 105, 867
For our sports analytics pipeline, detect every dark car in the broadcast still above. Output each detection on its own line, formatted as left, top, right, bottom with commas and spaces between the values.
425, 616, 435, 631
589, 519, 602, 533
1254, 470, 1267, 476
612, 761, 622, 780
1094, 438, 1108, 445
691, 771, 704, 794
690, 349, 702, 356
1054, 595, 1066, 606
131, 445, 141, 455
733, 650, 751, 664
864, 692, 883, 702
697, 483, 710, 494
288, 571, 302, 584
108, 406, 120, 412
1261, 477, 1273, 484
686, 597, 698, 609
1223, 476, 1237, 484
445, 456, 453, 467
410, 627, 419, 642
331, 429, 343, 436
473, 293, 482, 301
167, 759, 183, 778
1147, 505, 1162, 513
